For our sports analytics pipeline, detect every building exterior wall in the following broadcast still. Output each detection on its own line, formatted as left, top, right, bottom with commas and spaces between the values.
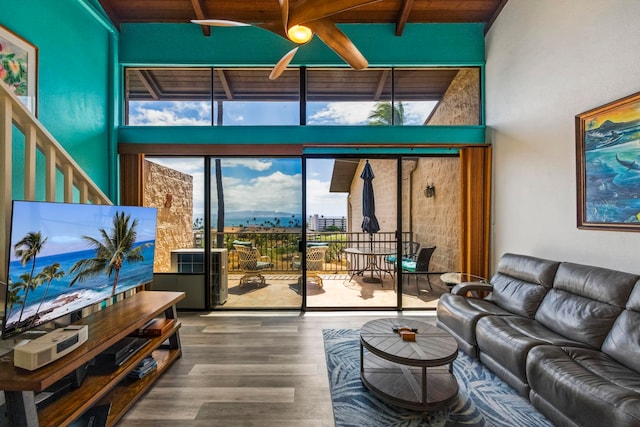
348, 158, 459, 273
143, 160, 194, 272
405, 158, 460, 273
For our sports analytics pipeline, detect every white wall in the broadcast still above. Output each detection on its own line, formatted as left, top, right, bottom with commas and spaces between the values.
485, 0, 640, 274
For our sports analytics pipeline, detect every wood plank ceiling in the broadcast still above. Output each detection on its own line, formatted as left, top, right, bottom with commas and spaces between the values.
109, 0, 507, 102
98, 0, 508, 35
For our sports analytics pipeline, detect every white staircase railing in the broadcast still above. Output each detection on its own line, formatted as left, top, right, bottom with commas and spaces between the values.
0, 80, 112, 282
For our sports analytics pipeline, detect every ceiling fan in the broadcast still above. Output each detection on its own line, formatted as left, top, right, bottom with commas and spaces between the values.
192, 0, 381, 80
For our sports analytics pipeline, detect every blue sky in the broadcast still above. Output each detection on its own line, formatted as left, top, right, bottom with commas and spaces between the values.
128, 100, 437, 126
9, 201, 157, 260
147, 157, 348, 220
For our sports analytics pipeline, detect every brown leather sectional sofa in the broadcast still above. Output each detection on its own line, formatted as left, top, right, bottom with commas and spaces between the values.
436, 253, 640, 427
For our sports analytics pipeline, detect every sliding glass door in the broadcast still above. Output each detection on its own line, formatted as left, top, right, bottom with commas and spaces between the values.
305, 158, 399, 309
143, 154, 460, 311
209, 157, 303, 309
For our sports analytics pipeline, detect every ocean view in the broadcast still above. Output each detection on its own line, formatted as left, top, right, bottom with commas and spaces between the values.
207, 212, 304, 228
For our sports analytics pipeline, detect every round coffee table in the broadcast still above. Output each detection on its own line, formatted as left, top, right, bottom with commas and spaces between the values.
360, 318, 459, 411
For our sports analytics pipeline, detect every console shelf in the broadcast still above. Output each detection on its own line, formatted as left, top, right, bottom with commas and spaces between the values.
0, 290, 184, 427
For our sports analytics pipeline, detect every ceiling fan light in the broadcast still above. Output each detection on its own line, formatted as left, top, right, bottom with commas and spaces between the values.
287, 25, 313, 44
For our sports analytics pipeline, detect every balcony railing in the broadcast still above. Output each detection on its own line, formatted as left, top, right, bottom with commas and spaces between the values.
207, 231, 410, 274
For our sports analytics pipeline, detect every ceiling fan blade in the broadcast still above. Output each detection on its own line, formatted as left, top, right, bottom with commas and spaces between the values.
279, 0, 289, 31
306, 19, 368, 70
270, 47, 299, 80
289, 0, 381, 26
191, 19, 250, 27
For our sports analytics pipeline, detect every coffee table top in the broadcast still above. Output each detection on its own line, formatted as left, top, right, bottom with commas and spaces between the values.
360, 318, 458, 367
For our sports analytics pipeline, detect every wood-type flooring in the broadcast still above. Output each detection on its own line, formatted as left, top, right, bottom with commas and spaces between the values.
118, 311, 438, 426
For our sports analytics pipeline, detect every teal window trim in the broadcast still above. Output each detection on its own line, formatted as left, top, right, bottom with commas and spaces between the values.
118, 125, 486, 146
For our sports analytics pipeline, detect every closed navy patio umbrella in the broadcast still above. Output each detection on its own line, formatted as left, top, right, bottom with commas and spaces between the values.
361, 160, 380, 247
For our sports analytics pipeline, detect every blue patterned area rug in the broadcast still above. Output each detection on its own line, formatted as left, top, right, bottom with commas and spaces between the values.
323, 329, 553, 427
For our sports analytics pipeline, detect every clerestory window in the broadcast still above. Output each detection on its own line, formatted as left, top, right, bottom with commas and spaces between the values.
125, 67, 480, 126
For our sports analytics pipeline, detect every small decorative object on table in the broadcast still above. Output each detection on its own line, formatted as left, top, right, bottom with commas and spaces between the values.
392, 325, 418, 341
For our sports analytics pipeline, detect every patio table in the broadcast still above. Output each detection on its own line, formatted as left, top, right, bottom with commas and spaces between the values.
344, 247, 395, 284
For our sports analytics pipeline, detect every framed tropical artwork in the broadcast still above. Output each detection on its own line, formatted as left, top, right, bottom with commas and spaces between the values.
576, 91, 640, 231
0, 24, 37, 115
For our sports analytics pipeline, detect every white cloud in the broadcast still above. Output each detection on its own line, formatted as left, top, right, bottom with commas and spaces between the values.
221, 171, 302, 213
307, 101, 438, 126
129, 101, 212, 126
222, 159, 272, 171
306, 178, 348, 217
308, 102, 375, 125
403, 101, 438, 125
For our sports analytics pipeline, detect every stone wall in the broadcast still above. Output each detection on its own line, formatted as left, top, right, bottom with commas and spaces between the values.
405, 158, 460, 273
143, 160, 194, 272
427, 68, 480, 125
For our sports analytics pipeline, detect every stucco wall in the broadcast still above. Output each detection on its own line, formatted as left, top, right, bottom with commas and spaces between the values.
143, 160, 194, 272
486, 0, 640, 274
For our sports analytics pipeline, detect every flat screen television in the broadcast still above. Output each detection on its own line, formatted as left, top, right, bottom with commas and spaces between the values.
2, 201, 157, 339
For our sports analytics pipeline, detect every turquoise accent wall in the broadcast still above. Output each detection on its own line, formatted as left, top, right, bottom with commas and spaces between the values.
119, 23, 485, 67
2, 0, 114, 199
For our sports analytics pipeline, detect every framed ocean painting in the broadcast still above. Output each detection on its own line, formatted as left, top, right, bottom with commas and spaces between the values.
576, 91, 640, 231
0, 24, 37, 115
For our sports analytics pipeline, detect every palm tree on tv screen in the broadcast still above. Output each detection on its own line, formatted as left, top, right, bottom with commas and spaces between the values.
69, 211, 147, 297
13, 273, 41, 324
31, 263, 65, 327
13, 231, 47, 322
6, 279, 23, 311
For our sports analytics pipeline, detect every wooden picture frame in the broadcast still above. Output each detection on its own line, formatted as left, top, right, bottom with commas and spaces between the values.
0, 24, 37, 115
576, 91, 640, 231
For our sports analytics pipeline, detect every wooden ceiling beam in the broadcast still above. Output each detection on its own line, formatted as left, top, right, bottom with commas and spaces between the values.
373, 69, 389, 100
395, 0, 414, 36
190, 0, 211, 36
217, 69, 234, 100
134, 70, 162, 100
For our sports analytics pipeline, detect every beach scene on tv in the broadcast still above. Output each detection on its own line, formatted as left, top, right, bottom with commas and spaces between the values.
2, 201, 157, 337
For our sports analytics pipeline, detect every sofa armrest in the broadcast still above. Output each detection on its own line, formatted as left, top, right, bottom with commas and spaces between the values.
451, 281, 493, 297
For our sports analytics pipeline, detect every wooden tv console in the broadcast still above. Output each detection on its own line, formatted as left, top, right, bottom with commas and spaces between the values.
0, 290, 184, 427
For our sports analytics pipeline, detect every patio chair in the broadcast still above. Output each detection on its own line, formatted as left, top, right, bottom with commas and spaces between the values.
234, 244, 273, 287
292, 245, 328, 287
384, 241, 421, 278
401, 246, 436, 293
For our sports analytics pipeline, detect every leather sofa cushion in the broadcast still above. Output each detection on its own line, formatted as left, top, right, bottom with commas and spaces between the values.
534, 262, 638, 348
486, 253, 559, 318
551, 262, 638, 307
535, 288, 623, 348
436, 293, 513, 345
602, 283, 640, 371
527, 345, 640, 427
476, 316, 587, 384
